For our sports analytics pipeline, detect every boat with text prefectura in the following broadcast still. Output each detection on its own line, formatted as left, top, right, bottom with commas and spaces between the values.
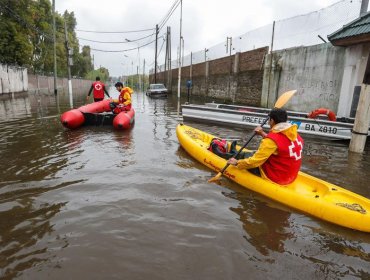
60, 99, 135, 130
176, 123, 370, 232
181, 103, 370, 141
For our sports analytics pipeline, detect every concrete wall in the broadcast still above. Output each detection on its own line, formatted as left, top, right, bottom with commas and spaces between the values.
0, 64, 28, 94
261, 44, 346, 114
336, 43, 370, 117
0, 63, 92, 95
28, 74, 92, 94
150, 47, 268, 106
260, 43, 370, 118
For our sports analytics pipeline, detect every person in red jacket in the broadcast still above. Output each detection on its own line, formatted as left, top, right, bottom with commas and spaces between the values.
227, 108, 304, 185
87, 76, 110, 102
109, 82, 133, 114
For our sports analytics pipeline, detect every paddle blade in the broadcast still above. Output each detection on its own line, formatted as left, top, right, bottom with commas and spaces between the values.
208, 172, 222, 183
274, 90, 297, 109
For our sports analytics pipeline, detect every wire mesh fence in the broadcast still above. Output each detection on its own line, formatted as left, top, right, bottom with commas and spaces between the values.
157, 0, 363, 71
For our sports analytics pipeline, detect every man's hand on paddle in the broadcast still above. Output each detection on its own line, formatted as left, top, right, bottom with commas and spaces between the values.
227, 158, 238, 166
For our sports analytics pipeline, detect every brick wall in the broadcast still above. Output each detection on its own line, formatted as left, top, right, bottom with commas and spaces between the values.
150, 47, 268, 105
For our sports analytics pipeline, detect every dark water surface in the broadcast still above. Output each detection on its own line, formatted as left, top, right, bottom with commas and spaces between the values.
1, 89, 370, 279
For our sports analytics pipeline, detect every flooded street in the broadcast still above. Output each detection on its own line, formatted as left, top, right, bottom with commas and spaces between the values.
1, 89, 370, 279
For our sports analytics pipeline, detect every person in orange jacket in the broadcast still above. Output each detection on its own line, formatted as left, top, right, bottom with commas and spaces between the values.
109, 82, 133, 113
227, 108, 304, 185
87, 76, 110, 102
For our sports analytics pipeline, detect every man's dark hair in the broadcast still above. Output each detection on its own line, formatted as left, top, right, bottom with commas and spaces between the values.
115, 82, 123, 87
269, 108, 287, 124
96, 76, 100, 81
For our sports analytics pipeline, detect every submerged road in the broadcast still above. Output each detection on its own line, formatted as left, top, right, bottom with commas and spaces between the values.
0, 88, 370, 279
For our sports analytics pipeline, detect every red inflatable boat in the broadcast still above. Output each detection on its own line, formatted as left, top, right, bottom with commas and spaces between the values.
113, 109, 135, 130
60, 100, 135, 130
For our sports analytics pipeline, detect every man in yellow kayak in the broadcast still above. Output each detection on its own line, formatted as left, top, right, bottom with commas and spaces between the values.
227, 108, 304, 185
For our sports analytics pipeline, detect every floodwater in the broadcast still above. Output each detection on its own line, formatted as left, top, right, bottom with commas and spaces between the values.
0, 88, 370, 280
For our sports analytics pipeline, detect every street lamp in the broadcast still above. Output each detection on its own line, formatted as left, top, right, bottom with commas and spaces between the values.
122, 55, 129, 85
125, 39, 141, 92
204, 48, 209, 62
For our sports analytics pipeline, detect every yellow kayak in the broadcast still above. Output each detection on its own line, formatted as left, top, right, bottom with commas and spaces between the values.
176, 123, 370, 233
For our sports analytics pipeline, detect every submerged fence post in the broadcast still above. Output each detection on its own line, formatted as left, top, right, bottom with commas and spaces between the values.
349, 84, 370, 153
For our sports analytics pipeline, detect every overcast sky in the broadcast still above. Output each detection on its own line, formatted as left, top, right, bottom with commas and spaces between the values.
55, 0, 350, 77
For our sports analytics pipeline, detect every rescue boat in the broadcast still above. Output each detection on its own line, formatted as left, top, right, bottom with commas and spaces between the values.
176, 123, 370, 232
113, 109, 135, 130
181, 103, 370, 141
60, 99, 135, 130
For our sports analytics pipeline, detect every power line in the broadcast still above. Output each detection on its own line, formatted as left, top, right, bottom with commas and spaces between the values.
157, 36, 166, 58
158, 0, 181, 31
77, 32, 155, 44
90, 38, 157, 53
76, 28, 155, 34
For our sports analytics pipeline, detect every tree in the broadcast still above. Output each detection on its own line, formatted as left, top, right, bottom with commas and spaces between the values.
86, 67, 110, 82
0, 0, 106, 79
0, 0, 34, 66
28, 0, 53, 73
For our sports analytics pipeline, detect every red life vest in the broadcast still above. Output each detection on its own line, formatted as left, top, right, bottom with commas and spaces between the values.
208, 138, 228, 153
92, 81, 105, 99
262, 132, 304, 185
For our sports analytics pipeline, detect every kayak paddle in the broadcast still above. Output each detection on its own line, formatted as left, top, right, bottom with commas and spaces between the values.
208, 89, 297, 183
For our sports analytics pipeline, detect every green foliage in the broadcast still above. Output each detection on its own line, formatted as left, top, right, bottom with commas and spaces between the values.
118, 74, 149, 90
85, 67, 110, 82
0, 0, 34, 66
0, 0, 99, 78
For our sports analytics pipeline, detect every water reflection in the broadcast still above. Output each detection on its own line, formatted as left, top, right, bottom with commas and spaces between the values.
224, 191, 293, 256
0, 178, 84, 278
0, 202, 65, 278
0, 93, 32, 122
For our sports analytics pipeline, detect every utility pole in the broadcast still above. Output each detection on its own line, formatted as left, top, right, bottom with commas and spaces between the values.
177, 0, 183, 111
137, 47, 141, 92
154, 24, 159, 83
137, 65, 139, 92
143, 59, 145, 89
52, 0, 57, 96
143, 59, 146, 89
131, 61, 134, 89
267, 21, 275, 107
164, 26, 169, 86
226, 37, 233, 100
360, 0, 369, 16
166, 27, 172, 90
64, 19, 73, 108
190, 51, 193, 84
